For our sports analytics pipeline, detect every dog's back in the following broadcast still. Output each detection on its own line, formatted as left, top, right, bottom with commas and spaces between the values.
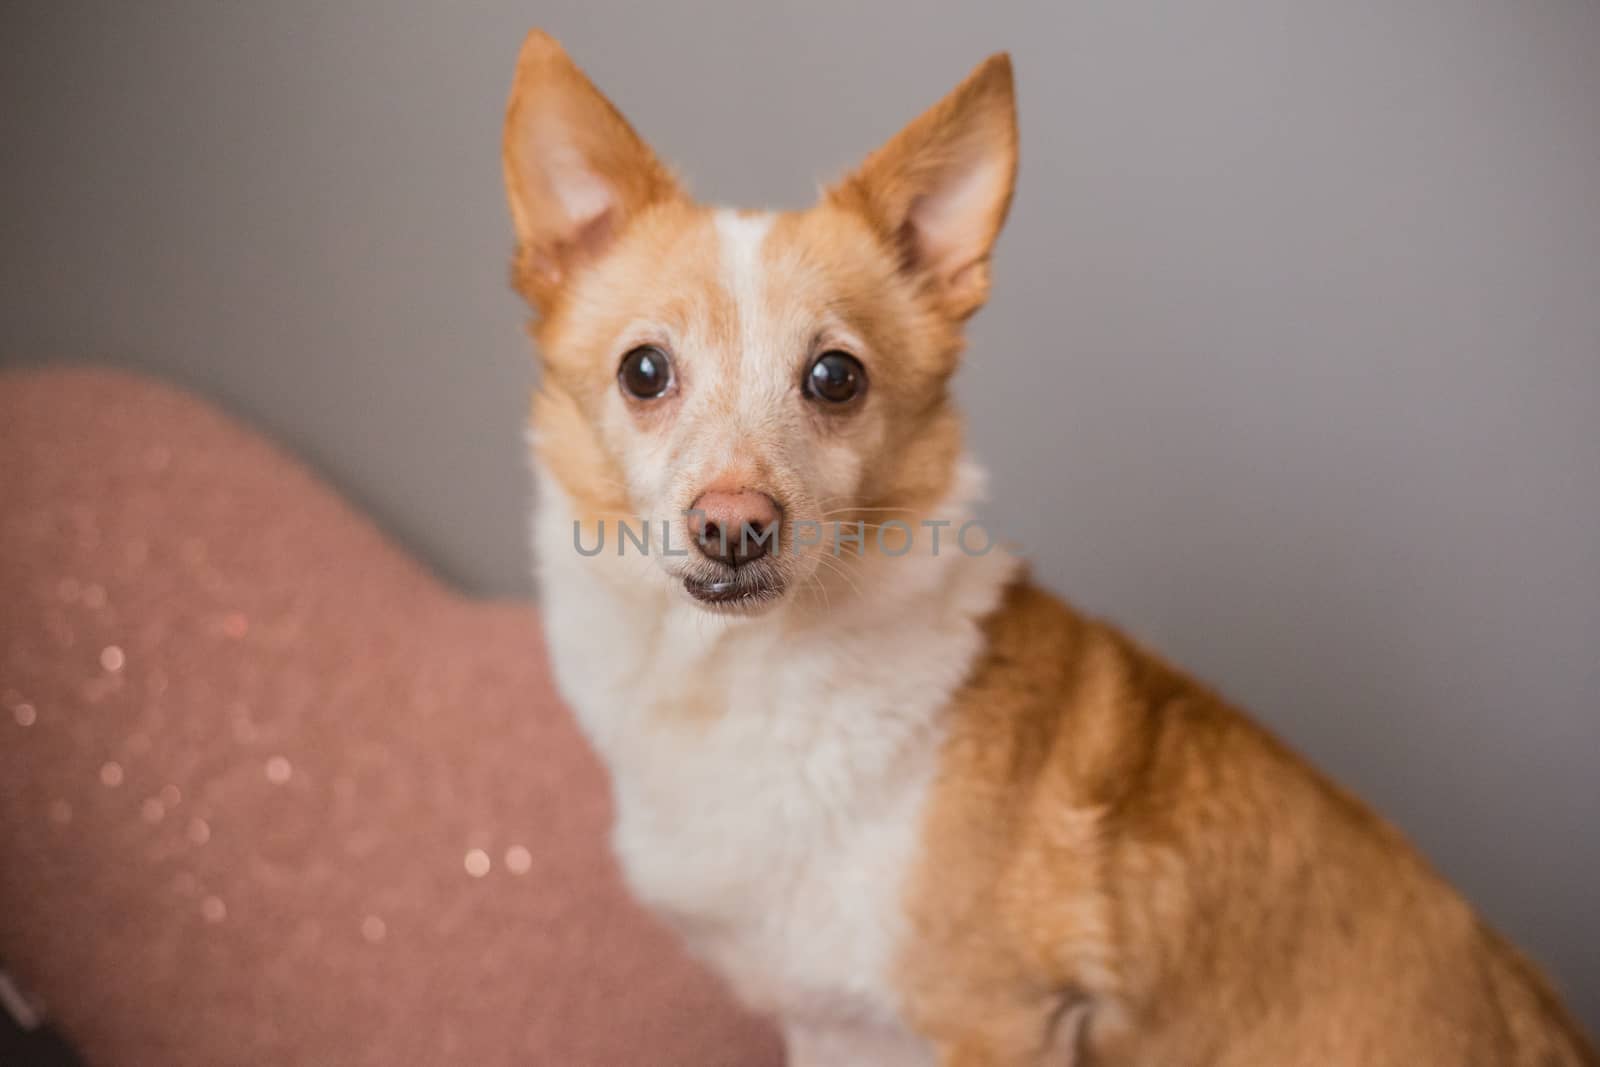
898, 579, 1597, 1065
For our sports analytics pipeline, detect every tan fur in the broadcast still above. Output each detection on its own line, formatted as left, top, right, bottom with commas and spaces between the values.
900, 582, 1597, 1065
501, 30, 1595, 1066
528, 199, 724, 520
827, 54, 1019, 321
760, 207, 969, 518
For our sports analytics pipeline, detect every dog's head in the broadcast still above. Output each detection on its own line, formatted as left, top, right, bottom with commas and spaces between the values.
503, 31, 1017, 616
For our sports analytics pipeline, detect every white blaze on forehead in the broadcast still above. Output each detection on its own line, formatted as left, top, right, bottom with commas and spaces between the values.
713, 209, 778, 393
709, 207, 865, 510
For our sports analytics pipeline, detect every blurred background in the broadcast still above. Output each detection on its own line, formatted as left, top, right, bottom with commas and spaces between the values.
3, 0, 1597, 1034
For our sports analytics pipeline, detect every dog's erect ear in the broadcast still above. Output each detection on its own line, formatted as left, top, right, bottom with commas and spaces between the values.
829, 54, 1017, 320
502, 30, 681, 307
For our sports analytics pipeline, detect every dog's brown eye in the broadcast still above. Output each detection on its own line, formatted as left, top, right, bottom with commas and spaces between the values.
804, 351, 865, 405
619, 345, 673, 399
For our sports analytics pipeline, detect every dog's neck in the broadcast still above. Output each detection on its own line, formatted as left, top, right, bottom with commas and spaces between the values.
530, 454, 1017, 755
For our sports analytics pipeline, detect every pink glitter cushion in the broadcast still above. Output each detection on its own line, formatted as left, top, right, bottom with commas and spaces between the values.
0, 367, 780, 1066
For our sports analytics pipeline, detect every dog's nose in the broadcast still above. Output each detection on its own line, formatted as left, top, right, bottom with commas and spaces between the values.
688, 490, 780, 567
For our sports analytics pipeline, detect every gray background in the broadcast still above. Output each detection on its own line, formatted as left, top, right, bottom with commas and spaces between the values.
3, 0, 1597, 1032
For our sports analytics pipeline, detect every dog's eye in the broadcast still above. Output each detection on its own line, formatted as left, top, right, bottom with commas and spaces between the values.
618, 345, 673, 399
804, 351, 866, 406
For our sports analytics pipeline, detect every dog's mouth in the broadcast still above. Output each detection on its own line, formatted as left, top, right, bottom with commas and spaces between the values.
680, 561, 786, 614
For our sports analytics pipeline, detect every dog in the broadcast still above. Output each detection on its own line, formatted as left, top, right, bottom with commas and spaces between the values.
499, 30, 1596, 1066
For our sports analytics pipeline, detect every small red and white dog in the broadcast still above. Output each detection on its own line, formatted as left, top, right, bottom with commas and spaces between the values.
501, 30, 1595, 1067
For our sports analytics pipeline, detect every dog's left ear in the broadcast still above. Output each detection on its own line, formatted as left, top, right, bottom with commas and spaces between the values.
830, 54, 1017, 320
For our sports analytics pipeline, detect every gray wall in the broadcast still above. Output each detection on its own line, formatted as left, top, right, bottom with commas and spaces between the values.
4, 0, 1597, 1031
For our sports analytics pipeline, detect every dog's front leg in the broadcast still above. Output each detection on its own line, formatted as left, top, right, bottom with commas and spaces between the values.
929, 1000, 1086, 1067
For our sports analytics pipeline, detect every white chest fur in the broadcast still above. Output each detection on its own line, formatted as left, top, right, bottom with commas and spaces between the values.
531, 466, 1012, 1058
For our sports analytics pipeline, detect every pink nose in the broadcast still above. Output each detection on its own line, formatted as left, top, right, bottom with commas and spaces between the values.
687, 490, 781, 567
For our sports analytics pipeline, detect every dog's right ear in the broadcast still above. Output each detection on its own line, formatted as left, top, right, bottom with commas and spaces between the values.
502, 31, 681, 309
828, 54, 1017, 322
